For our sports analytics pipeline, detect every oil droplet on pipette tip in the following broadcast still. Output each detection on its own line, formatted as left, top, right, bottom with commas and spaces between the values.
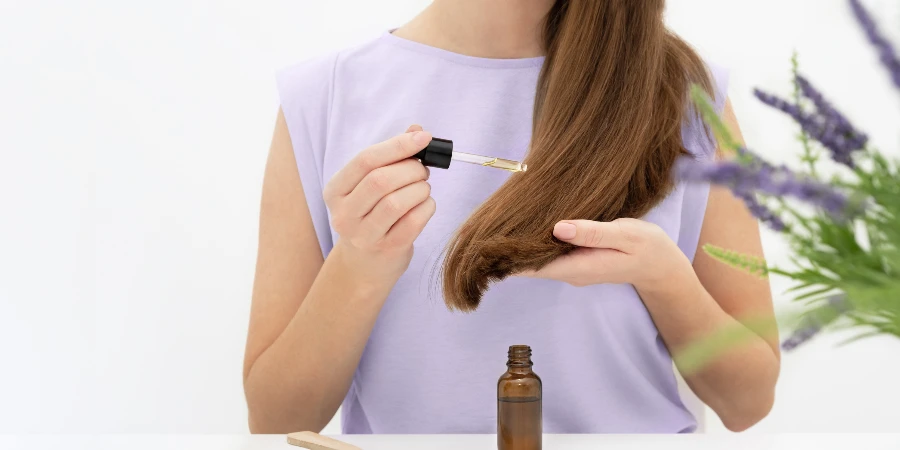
482, 158, 528, 173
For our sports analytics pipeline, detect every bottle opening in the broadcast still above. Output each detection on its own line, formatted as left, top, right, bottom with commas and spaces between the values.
507, 345, 533, 367
508, 345, 531, 355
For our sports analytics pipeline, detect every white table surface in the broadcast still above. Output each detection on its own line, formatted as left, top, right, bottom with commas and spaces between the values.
2, 434, 899, 450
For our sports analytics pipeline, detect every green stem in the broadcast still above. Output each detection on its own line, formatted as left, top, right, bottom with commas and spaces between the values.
690, 85, 744, 157
792, 51, 819, 178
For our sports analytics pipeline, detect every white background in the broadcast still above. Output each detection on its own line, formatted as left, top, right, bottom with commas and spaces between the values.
2, 0, 899, 436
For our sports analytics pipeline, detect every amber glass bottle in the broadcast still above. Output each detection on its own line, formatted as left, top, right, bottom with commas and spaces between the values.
497, 345, 542, 450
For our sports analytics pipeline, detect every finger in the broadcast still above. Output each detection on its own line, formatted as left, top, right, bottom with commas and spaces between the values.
328, 130, 432, 197
406, 125, 430, 178
384, 196, 437, 247
344, 159, 429, 218
525, 250, 580, 281
361, 181, 432, 241
529, 248, 624, 285
553, 220, 636, 253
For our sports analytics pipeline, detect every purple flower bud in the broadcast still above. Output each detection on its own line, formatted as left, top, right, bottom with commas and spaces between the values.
735, 191, 788, 231
781, 295, 849, 351
754, 87, 867, 168
782, 324, 822, 351
849, 0, 900, 91
676, 157, 853, 220
796, 76, 850, 130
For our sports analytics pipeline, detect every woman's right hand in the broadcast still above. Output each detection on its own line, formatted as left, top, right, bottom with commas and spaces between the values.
323, 125, 437, 287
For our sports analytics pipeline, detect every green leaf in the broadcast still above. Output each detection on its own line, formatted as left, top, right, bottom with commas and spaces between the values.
703, 244, 769, 277
675, 315, 783, 375
794, 286, 838, 302
690, 85, 742, 154
836, 331, 883, 347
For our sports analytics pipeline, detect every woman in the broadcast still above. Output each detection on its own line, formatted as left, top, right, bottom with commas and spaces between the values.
243, 0, 780, 434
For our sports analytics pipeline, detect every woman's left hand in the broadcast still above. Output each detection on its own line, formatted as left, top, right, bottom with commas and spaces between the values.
521, 218, 692, 291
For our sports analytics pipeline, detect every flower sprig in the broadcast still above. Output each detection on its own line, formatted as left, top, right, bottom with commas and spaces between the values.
703, 244, 769, 278
676, 0, 900, 357
791, 52, 820, 176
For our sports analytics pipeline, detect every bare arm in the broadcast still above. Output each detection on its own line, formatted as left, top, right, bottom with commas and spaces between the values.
243, 112, 434, 433
638, 99, 780, 431
535, 98, 780, 432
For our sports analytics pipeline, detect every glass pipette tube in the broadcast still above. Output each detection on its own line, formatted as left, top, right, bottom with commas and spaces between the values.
451, 151, 528, 173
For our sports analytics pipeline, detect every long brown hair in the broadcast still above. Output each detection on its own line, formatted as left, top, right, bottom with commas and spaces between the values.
441, 0, 715, 311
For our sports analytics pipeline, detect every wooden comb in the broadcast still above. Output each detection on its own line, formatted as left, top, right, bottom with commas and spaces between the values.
286, 431, 362, 450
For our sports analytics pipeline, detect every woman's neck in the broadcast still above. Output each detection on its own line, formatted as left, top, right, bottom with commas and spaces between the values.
392, 0, 555, 59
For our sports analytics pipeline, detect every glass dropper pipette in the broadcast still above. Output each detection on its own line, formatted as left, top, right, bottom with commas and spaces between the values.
450, 151, 528, 173
414, 137, 528, 173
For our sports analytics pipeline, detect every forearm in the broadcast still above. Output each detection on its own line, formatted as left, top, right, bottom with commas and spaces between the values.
636, 262, 780, 432
245, 244, 395, 433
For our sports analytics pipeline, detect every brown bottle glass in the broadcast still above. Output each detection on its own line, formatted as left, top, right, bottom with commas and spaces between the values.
497, 345, 542, 450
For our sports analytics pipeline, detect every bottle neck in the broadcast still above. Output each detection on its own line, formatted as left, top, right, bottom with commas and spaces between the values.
506, 345, 533, 372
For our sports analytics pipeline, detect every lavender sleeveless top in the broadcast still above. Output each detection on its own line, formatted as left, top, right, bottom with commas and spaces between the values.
276, 31, 728, 434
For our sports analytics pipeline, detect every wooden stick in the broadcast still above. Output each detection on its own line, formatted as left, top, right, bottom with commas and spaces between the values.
286, 431, 362, 450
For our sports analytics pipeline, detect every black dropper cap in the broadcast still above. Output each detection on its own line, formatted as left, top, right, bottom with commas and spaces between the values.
414, 137, 453, 169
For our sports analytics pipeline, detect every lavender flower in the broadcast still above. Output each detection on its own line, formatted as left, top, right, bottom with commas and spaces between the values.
782, 295, 850, 351
780, 324, 820, 351
735, 191, 788, 232
676, 157, 852, 219
850, 0, 900, 91
736, 146, 778, 171
795, 75, 868, 151
696, 148, 788, 230
754, 88, 867, 168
